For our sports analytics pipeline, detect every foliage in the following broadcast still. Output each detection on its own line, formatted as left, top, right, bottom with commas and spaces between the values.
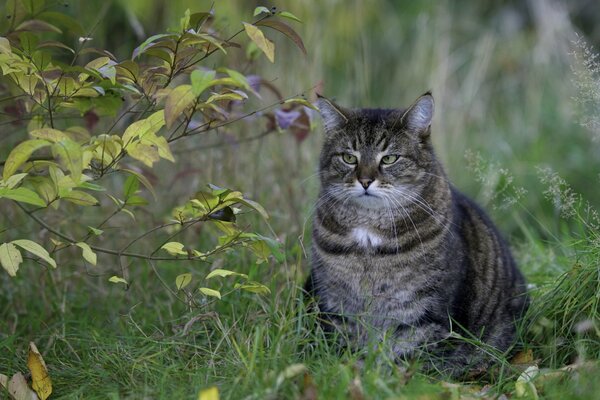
0, 0, 311, 305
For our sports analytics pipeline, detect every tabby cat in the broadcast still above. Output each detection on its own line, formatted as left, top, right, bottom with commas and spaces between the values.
306, 92, 529, 377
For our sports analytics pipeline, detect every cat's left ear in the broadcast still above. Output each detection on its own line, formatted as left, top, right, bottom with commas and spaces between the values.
400, 92, 434, 137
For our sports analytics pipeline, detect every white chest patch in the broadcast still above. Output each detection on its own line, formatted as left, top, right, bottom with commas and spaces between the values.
351, 227, 383, 247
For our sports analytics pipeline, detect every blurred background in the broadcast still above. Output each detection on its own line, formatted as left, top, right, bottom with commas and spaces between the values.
2, 0, 600, 286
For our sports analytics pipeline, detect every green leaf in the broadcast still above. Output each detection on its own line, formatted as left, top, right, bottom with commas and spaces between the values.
256, 20, 306, 55
122, 110, 165, 147
12, 240, 57, 269
191, 69, 216, 96
132, 33, 176, 59
164, 85, 196, 129
253, 6, 270, 16
52, 139, 83, 182
199, 287, 221, 299
30, 128, 70, 142
175, 273, 192, 290
75, 242, 97, 266
61, 190, 98, 206
161, 242, 187, 256
234, 282, 271, 295
2, 140, 50, 181
180, 8, 191, 32
278, 11, 302, 23
126, 142, 160, 167
206, 269, 248, 280
243, 23, 275, 63
87, 226, 103, 236
108, 275, 128, 285
125, 195, 148, 206
0, 243, 22, 277
121, 169, 156, 200
4, 173, 28, 189
0, 187, 46, 207
123, 175, 139, 199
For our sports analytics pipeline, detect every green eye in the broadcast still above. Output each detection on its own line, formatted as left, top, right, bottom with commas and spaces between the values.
342, 154, 358, 164
381, 155, 399, 165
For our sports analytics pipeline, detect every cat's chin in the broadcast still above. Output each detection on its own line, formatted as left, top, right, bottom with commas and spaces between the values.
351, 193, 384, 209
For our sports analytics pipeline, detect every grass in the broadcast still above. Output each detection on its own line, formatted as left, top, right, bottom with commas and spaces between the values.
2, 0, 600, 398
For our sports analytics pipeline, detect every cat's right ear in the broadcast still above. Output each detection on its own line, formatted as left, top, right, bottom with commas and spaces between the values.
316, 95, 349, 133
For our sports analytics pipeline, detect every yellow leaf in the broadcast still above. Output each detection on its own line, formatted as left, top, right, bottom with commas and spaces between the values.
164, 85, 196, 128
198, 386, 220, 400
243, 23, 274, 62
27, 342, 52, 400
161, 242, 187, 256
127, 142, 160, 167
30, 128, 70, 142
108, 275, 128, 285
0, 242, 23, 277
2, 140, 50, 181
0, 37, 12, 55
75, 242, 97, 266
122, 110, 165, 147
511, 349, 534, 365
175, 273, 192, 290
12, 239, 57, 269
199, 287, 221, 299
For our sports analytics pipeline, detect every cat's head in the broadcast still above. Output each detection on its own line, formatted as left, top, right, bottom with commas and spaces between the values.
316, 92, 438, 208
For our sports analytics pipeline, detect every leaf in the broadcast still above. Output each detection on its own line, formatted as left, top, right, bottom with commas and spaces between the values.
3, 173, 28, 189
108, 275, 128, 285
126, 142, 160, 167
234, 281, 271, 295
164, 85, 196, 129
199, 287, 221, 299
256, 20, 306, 55
123, 174, 139, 199
16, 19, 62, 34
191, 69, 216, 96
6, 372, 39, 400
278, 11, 302, 23
243, 23, 274, 63
133, 33, 176, 59
161, 242, 187, 256
515, 365, 539, 398
233, 197, 269, 220
284, 97, 318, 110
88, 226, 103, 236
12, 240, 56, 269
121, 169, 156, 200
0, 37, 11, 54
253, 6, 270, 16
217, 68, 251, 90
2, 139, 50, 181
198, 386, 220, 400
0, 187, 47, 207
122, 110, 165, 146
176, 273, 192, 290
76, 242, 97, 266
30, 128, 70, 142
512, 349, 535, 365
206, 269, 248, 280
61, 190, 98, 206
27, 342, 52, 400
52, 139, 83, 182
0, 243, 22, 277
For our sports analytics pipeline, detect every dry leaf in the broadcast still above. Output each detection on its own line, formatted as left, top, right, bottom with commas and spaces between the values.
511, 349, 534, 365
26, 342, 52, 400
7, 372, 39, 400
300, 372, 318, 400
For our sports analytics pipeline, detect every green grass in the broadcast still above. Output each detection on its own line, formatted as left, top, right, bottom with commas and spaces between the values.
2, 0, 600, 398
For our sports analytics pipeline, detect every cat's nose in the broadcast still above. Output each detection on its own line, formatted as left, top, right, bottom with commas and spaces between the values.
359, 178, 373, 189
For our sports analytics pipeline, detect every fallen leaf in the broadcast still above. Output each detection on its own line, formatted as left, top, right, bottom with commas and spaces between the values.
300, 372, 318, 400
27, 342, 52, 400
7, 372, 39, 400
511, 349, 534, 365
198, 386, 219, 400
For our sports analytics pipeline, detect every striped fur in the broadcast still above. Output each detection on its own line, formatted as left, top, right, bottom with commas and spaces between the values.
306, 93, 529, 377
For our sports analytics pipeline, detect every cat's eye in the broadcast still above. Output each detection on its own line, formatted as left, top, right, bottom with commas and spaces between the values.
381, 155, 399, 165
342, 154, 358, 164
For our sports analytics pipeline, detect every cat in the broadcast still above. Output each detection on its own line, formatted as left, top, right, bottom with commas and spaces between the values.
305, 91, 529, 377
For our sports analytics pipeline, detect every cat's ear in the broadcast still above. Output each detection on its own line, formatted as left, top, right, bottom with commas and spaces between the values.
316, 95, 349, 133
400, 92, 434, 136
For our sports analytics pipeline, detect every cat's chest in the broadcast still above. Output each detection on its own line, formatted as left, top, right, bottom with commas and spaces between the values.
350, 227, 384, 248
